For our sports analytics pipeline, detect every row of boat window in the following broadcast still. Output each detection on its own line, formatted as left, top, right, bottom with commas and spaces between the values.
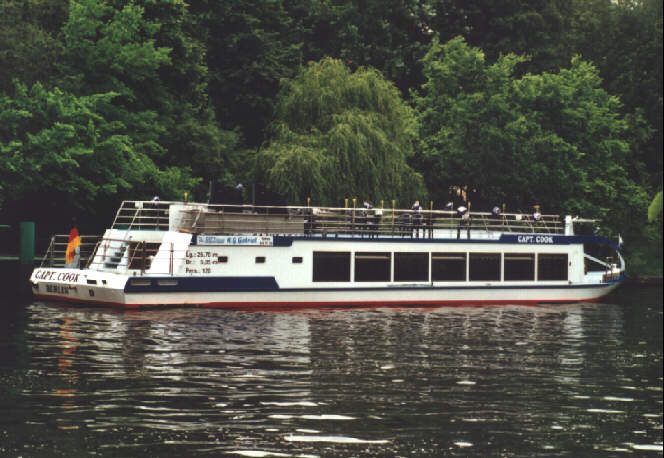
312, 252, 568, 282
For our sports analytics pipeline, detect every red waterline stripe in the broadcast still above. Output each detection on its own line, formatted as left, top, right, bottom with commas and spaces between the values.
34, 293, 603, 310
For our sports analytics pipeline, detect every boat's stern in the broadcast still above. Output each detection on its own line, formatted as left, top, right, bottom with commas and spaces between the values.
31, 267, 129, 306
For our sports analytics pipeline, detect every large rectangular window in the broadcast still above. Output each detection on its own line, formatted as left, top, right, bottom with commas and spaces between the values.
469, 253, 501, 281
313, 252, 350, 282
504, 253, 535, 281
538, 254, 568, 281
355, 252, 391, 282
394, 253, 428, 282
432, 253, 466, 281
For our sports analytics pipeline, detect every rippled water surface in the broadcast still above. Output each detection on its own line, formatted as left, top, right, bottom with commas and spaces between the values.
1, 286, 662, 456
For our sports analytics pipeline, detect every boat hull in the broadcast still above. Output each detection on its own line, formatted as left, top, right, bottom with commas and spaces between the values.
31, 206, 626, 310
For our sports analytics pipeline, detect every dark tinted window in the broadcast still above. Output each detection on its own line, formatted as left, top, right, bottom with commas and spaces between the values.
469, 253, 500, 281
432, 253, 466, 281
355, 252, 391, 282
313, 252, 350, 282
394, 253, 428, 282
538, 254, 568, 281
504, 253, 535, 281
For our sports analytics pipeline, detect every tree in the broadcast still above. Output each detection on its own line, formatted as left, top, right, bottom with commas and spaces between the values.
0, 0, 68, 93
0, 81, 197, 230
287, 0, 433, 94
198, 0, 302, 147
256, 58, 425, 206
413, 37, 648, 238
60, 0, 238, 194
568, 0, 662, 190
424, 0, 574, 75
414, 37, 531, 209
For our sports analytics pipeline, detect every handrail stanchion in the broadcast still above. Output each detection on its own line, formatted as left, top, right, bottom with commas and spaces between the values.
48, 236, 55, 267
169, 243, 174, 276
502, 204, 507, 231
380, 200, 384, 237
87, 240, 100, 269
141, 241, 146, 275
352, 198, 356, 236
429, 201, 434, 239
467, 202, 472, 239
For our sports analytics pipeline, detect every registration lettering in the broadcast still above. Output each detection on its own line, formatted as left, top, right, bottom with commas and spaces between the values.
517, 235, 554, 244
46, 284, 71, 295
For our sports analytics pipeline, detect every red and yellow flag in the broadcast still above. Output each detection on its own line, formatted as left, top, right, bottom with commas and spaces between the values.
65, 227, 81, 266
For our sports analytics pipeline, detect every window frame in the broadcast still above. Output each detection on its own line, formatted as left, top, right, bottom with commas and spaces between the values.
394, 252, 429, 282
354, 252, 392, 282
537, 253, 569, 281
504, 253, 535, 281
469, 252, 501, 282
431, 252, 467, 282
312, 251, 351, 282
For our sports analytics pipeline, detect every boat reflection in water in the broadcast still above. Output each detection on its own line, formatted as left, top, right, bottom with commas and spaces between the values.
11, 297, 661, 456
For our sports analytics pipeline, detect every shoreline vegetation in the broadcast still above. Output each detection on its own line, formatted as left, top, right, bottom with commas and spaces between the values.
1, 0, 661, 277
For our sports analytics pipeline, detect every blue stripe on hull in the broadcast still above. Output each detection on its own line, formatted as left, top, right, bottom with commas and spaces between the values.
124, 276, 279, 293
123, 275, 623, 294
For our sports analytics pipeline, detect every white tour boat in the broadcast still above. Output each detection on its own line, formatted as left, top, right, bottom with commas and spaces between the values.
30, 200, 625, 308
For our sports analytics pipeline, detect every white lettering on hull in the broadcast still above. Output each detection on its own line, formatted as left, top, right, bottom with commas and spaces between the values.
517, 235, 554, 244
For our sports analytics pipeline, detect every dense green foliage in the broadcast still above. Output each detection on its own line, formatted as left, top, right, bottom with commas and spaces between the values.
0, 0, 661, 272
569, 0, 663, 189
414, 38, 648, 238
257, 58, 425, 206
2, 81, 165, 209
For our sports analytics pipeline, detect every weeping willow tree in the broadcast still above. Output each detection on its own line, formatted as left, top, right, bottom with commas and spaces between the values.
256, 58, 425, 207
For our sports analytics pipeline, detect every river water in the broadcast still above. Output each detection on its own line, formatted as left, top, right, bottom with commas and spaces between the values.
1, 286, 661, 457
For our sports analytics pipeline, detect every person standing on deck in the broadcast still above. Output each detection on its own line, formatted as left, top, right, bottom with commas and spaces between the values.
411, 200, 423, 238
457, 205, 470, 239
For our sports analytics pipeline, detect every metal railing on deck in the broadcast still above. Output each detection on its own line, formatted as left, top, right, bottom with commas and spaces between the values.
40, 235, 102, 268
110, 200, 568, 237
40, 235, 181, 275
85, 238, 164, 273
37, 202, 571, 272
170, 203, 566, 237
112, 201, 170, 231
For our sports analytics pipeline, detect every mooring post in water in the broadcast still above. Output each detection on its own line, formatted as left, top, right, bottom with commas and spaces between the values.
19, 221, 35, 297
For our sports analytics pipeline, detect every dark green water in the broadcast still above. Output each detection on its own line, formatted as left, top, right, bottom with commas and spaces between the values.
1, 286, 662, 457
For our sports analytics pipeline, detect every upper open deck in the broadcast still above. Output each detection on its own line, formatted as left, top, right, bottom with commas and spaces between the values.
110, 200, 594, 238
